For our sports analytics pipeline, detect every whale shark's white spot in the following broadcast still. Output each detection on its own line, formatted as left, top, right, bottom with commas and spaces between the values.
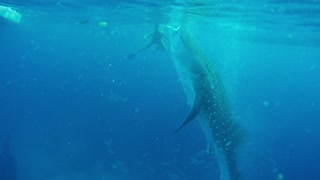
225, 141, 232, 147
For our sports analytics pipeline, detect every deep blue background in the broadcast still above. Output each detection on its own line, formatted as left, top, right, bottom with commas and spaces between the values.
0, 1, 320, 179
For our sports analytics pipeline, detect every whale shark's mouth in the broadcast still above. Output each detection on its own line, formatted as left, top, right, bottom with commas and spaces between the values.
159, 23, 181, 36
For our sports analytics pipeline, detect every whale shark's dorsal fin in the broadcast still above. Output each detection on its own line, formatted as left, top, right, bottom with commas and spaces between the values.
174, 91, 202, 133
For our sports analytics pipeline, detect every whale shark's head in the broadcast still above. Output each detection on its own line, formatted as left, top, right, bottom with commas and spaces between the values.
159, 23, 181, 48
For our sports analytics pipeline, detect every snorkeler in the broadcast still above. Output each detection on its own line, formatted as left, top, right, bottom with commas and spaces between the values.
127, 24, 168, 59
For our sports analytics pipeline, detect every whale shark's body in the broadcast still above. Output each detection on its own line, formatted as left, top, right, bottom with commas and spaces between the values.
167, 25, 245, 180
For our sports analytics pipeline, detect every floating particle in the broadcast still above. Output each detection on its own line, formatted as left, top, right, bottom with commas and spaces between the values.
99, 21, 108, 27
263, 101, 270, 106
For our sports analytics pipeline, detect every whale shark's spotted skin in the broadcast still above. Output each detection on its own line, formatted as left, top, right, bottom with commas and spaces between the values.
168, 26, 245, 180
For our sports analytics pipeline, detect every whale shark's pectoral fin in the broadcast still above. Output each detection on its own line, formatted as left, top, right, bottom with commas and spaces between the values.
174, 93, 202, 133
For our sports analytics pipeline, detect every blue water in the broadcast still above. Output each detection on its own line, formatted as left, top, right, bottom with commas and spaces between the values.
0, 0, 320, 180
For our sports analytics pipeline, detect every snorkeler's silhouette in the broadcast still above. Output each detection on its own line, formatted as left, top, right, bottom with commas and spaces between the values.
127, 25, 168, 59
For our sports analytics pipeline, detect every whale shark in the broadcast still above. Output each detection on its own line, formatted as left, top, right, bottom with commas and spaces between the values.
165, 25, 245, 180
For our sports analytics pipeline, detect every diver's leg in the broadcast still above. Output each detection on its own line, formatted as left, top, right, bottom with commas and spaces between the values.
127, 42, 154, 59
159, 39, 168, 52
